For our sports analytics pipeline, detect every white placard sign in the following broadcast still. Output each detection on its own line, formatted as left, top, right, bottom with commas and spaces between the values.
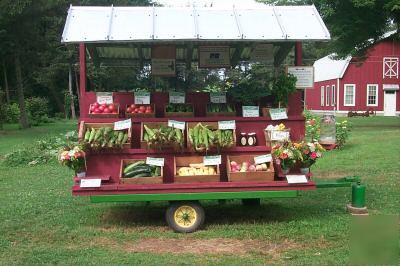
287, 66, 314, 88
151, 59, 176, 76
242, 106, 259, 117
254, 154, 272, 165
169, 92, 185, 104
168, 120, 185, 130
114, 119, 131, 130
80, 179, 101, 188
286, 175, 308, 184
146, 157, 165, 167
203, 155, 222, 166
134, 92, 151, 104
210, 92, 227, 103
218, 120, 236, 130
271, 131, 290, 141
96, 92, 113, 104
269, 108, 288, 120
199, 46, 230, 68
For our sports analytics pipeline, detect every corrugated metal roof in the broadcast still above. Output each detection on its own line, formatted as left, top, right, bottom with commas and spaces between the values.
314, 54, 351, 82
61, 5, 330, 43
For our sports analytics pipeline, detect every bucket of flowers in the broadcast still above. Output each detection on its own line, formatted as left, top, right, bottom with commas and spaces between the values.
294, 141, 325, 174
272, 141, 301, 175
58, 145, 87, 177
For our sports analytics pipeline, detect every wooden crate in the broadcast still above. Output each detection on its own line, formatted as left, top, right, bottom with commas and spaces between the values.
88, 103, 120, 118
140, 122, 184, 149
226, 154, 275, 182
125, 104, 156, 118
264, 129, 290, 148
174, 156, 220, 183
164, 104, 194, 117
78, 121, 131, 149
119, 159, 163, 185
186, 122, 237, 152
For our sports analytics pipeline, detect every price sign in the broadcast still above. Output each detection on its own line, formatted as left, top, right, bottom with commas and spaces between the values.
203, 155, 222, 166
96, 92, 113, 104
168, 120, 185, 130
254, 154, 272, 165
287, 66, 314, 88
218, 120, 236, 130
269, 108, 288, 120
146, 157, 165, 167
134, 92, 150, 104
169, 92, 185, 104
114, 119, 131, 130
286, 175, 308, 184
80, 179, 101, 188
242, 106, 259, 117
271, 131, 290, 141
210, 92, 227, 103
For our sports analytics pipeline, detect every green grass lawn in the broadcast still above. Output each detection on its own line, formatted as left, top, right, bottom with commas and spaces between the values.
0, 117, 399, 265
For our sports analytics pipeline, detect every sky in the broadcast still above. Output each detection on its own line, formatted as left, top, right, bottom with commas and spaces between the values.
155, 0, 267, 8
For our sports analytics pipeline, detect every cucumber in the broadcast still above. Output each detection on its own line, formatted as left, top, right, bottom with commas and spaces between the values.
124, 168, 151, 178
123, 160, 145, 174
133, 172, 152, 178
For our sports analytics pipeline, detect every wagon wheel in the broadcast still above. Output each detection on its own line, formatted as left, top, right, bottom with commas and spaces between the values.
166, 201, 205, 233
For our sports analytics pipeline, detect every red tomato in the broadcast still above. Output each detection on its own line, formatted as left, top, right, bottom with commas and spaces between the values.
145, 109, 152, 114
103, 108, 110, 113
134, 108, 139, 113
108, 104, 116, 112
90, 105, 96, 112
93, 102, 100, 108
130, 104, 136, 109
100, 103, 107, 108
146, 105, 152, 110
94, 108, 102, 113
127, 107, 132, 113
99, 105, 105, 111
139, 106, 146, 112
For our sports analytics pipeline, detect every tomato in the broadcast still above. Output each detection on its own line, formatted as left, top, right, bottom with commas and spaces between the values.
127, 107, 132, 113
134, 108, 139, 113
103, 107, 110, 113
130, 104, 136, 109
99, 105, 105, 111
108, 104, 115, 112
145, 109, 152, 114
90, 105, 96, 112
100, 103, 107, 108
93, 102, 100, 108
139, 106, 146, 112
146, 105, 152, 110
94, 108, 101, 113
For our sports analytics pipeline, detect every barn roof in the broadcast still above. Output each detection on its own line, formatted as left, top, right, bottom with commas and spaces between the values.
313, 54, 351, 82
61, 5, 330, 43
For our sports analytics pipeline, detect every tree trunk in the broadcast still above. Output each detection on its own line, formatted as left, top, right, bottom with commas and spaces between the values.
68, 64, 76, 119
14, 54, 29, 129
2, 59, 10, 104
74, 67, 80, 100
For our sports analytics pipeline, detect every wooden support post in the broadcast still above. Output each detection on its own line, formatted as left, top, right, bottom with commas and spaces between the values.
79, 43, 86, 111
295, 42, 302, 66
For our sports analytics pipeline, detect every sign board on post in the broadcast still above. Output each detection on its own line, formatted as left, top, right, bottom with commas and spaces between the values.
286, 175, 308, 184
271, 130, 290, 141
254, 154, 272, 165
210, 92, 227, 103
96, 92, 113, 104
146, 157, 165, 167
114, 119, 132, 130
203, 155, 222, 166
199, 46, 230, 68
287, 66, 314, 88
250, 44, 273, 63
151, 59, 176, 76
80, 179, 101, 188
269, 108, 288, 120
169, 92, 185, 104
168, 120, 185, 130
218, 120, 236, 130
242, 106, 259, 117
134, 92, 151, 104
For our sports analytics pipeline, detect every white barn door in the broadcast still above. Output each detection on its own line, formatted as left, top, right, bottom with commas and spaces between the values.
384, 91, 396, 116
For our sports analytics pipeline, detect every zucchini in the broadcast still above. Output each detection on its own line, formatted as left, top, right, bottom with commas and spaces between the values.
124, 168, 151, 178
123, 160, 145, 174
133, 172, 152, 178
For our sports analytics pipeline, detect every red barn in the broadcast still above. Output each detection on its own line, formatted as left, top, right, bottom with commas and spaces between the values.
305, 32, 400, 116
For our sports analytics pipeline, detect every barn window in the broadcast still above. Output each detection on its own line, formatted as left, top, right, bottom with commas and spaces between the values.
383, 57, 399, 79
367, 84, 378, 106
321, 86, 325, 106
326, 86, 330, 106
344, 84, 355, 106
331, 85, 336, 106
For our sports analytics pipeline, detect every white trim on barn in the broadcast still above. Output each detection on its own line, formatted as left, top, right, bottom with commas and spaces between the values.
366, 84, 379, 107
344, 84, 356, 107
320, 86, 325, 106
383, 57, 399, 79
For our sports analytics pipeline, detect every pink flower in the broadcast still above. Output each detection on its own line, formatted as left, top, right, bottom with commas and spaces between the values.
280, 153, 288, 160
310, 152, 317, 159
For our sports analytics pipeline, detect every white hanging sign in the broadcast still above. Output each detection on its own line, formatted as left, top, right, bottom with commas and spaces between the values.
269, 108, 288, 120
203, 155, 222, 166
271, 131, 290, 141
242, 106, 259, 117
218, 120, 236, 130
286, 175, 308, 184
114, 119, 131, 130
96, 92, 113, 104
80, 179, 101, 188
254, 154, 272, 165
168, 120, 185, 130
169, 92, 185, 104
146, 157, 165, 167
134, 92, 151, 104
210, 92, 227, 103
287, 66, 314, 88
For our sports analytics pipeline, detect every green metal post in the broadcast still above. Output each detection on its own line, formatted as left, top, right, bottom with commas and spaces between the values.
351, 181, 366, 208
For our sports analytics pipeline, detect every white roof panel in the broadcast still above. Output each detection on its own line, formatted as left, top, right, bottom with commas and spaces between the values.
314, 54, 351, 82
62, 5, 330, 43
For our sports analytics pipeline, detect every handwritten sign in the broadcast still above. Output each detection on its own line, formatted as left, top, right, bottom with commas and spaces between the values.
169, 92, 185, 104
114, 119, 131, 130
96, 92, 113, 104
146, 157, 165, 167
218, 120, 236, 130
254, 154, 272, 165
269, 108, 288, 120
242, 106, 259, 117
287, 66, 314, 88
210, 92, 227, 103
286, 175, 308, 184
168, 120, 185, 130
134, 92, 150, 104
271, 130, 290, 141
203, 155, 222, 166
152, 58, 176, 76
80, 179, 101, 188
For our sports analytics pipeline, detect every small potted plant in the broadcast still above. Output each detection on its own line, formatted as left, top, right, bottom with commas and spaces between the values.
294, 141, 325, 174
59, 145, 87, 177
271, 141, 300, 175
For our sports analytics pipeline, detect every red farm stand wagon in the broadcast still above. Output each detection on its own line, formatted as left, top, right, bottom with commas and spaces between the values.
61, 5, 367, 233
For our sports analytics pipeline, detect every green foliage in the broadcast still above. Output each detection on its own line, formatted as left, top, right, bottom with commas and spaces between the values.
336, 120, 352, 148
304, 109, 321, 142
4, 103, 21, 124
271, 73, 297, 107
25, 97, 50, 126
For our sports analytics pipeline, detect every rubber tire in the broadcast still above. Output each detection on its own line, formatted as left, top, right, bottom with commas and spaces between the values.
166, 201, 205, 233
242, 198, 261, 206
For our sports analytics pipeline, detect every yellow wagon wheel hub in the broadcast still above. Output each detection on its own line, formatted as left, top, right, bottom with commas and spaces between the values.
174, 205, 197, 228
